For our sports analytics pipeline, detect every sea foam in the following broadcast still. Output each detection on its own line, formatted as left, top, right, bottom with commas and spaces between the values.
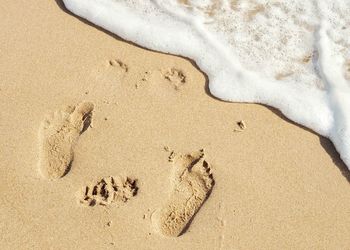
62, 0, 350, 169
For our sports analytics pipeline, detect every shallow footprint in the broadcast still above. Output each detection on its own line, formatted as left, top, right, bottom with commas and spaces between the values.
153, 150, 214, 237
38, 102, 94, 180
163, 68, 186, 90
78, 176, 138, 207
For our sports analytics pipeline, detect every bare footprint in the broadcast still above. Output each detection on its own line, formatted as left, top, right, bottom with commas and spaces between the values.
153, 150, 214, 237
164, 68, 186, 90
38, 102, 94, 180
108, 59, 128, 73
78, 176, 138, 206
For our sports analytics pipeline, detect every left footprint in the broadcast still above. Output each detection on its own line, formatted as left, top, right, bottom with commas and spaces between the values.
38, 102, 94, 180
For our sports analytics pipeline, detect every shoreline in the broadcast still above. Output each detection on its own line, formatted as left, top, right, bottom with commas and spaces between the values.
0, 0, 349, 249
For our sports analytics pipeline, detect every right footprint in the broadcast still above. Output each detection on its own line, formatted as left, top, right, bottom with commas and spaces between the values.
153, 150, 214, 237
38, 102, 94, 180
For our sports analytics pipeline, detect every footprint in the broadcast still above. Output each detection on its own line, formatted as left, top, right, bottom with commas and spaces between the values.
163, 68, 186, 90
136, 68, 186, 90
108, 59, 128, 73
38, 102, 94, 180
79, 176, 138, 206
153, 150, 214, 237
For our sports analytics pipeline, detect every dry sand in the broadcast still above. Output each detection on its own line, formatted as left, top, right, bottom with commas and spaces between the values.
0, 0, 350, 249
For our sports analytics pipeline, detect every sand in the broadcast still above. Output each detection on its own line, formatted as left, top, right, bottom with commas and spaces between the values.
0, 0, 350, 249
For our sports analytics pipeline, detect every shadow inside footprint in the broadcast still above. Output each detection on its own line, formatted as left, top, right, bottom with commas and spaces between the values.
81, 111, 93, 134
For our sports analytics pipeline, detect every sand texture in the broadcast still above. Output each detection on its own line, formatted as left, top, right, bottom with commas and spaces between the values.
0, 0, 350, 249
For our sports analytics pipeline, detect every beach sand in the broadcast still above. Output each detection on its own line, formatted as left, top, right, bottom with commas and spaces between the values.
0, 0, 349, 249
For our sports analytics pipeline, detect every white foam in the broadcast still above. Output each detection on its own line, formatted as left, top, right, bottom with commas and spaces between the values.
62, 0, 350, 169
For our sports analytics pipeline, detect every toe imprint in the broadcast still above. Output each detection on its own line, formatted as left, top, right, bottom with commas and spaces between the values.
154, 150, 214, 237
79, 176, 138, 207
164, 68, 186, 90
108, 59, 128, 73
38, 102, 94, 180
